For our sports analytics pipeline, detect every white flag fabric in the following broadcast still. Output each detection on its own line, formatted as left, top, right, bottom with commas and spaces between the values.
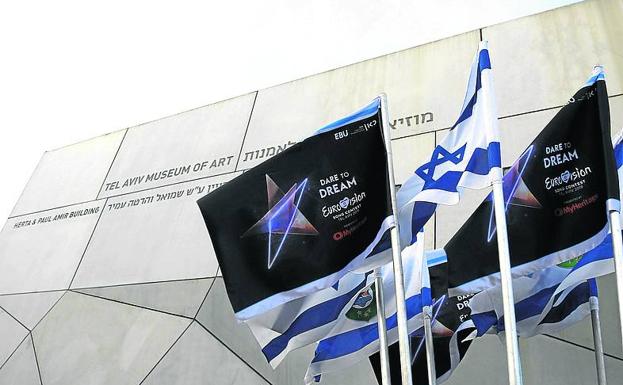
396, 40, 501, 247
304, 241, 431, 384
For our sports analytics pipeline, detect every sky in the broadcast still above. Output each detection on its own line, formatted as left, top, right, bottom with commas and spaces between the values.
0, 0, 581, 220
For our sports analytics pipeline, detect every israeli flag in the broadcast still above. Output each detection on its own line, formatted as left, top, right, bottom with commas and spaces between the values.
303, 241, 431, 384
397, 41, 501, 245
470, 259, 601, 338
245, 269, 372, 368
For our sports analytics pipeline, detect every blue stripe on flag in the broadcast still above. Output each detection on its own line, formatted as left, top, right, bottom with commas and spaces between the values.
588, 278, 599, 297
614, 140, 623, 166
472, 310, 498, 336
584, 67, 605, 87
311, 288, 431, 362
410, 202, 437, 244
572, 237, 613, 271
452, 48, 491, 129
315, 98, 381, 134
418, 142, 501, 192
262, 276, 369, 362
408, 142, 500, 243
540, 282, 590, 325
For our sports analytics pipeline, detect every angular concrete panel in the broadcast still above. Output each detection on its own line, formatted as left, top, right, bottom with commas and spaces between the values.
520, 334, 623, 384
0, 336, 40, 385
483, 0, 623, 118
445, 335, 508, 385
0, 291, 64, 330
33, 292, 189, 385
392, 133, 436, 186
195, 277, 379, 384
552, 273, 623, 360
100, 93, 255, 198
11, 130, 125, 217
238, 32, 479, 170
0, 308, 29, 369
611, 95, 623, 134
0, 200, 106, 295
71, 174, 236, 289
196, 278, 276, 382
76, 278, 213, 318
142, 322, 269, 385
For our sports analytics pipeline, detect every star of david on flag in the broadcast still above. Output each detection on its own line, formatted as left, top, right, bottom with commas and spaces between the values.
396, 41, 502, 246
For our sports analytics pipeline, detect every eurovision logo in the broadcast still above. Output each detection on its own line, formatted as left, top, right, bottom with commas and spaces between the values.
346, 284, 377, 322
242, 175, 319, 269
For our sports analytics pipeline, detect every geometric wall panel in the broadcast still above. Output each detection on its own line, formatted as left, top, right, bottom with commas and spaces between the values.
142, 322, 270, 385
195, 278, 380, 385
0, 200, 106, 295
75, 278, 214, 318
196, 278, 279, 382
0, 291, 64, 330
32, 292, 190, 385
483, 0, 623, 119
10, 129, 125, 217
238, 31, 480, 170
391, 132, 436, 185
2, 2, 623, 385
99, 93, 255, 198
444, 335, 508, 385
70, 174, 237, 289
0, 336, 42, 385
553, 273, 623, 360
0, 308, 29, 369
519, 335, 623, 385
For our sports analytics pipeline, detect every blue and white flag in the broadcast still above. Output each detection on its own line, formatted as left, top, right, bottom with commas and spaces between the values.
470, 259, 601, 338
245, 268, 372, 368
397, 41, 501, 246
303, 241, 431, 384
444, 66, 619, 294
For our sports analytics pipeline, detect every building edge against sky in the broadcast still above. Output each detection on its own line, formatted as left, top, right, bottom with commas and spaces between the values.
1, 0, 623, 384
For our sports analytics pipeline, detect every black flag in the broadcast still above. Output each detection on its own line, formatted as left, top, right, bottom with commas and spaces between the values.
445, 67, 619, 295
197, 99, 393, 319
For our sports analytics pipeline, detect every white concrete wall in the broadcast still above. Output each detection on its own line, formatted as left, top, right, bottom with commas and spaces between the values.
1, 1, 622, 384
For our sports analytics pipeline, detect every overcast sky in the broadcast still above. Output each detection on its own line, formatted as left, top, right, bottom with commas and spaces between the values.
0, 0, 580, 220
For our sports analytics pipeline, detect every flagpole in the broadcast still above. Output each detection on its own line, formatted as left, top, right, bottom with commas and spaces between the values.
590, 295, 608, 385
374, 268, 392, 385
479, 40, 524, 385
607, 205, 623, 350
379, 93, 414, 385
417, 231, 437, 385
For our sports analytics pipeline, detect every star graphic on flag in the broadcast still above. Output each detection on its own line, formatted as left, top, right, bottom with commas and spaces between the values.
415, 144, 467, 187
487, 145, 542, 242
242, 175, 319, 269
